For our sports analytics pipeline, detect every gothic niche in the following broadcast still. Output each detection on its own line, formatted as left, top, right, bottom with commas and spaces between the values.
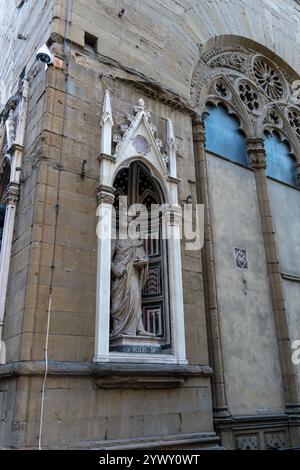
110, 161, 171, 355
95, 90, 186, 364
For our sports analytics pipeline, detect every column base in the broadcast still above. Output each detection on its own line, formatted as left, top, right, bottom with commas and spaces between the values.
0, 341, 6, 365
285, 404, 300, 415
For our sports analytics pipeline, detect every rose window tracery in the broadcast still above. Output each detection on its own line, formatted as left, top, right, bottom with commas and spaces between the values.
253, 57, 284, 100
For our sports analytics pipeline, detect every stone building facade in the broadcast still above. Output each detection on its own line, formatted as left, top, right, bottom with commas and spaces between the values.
0, 0, 300, 450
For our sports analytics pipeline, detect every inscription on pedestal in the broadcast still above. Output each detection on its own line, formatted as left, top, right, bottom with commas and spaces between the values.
111, 344, 162, 354
110, 335, 162, 354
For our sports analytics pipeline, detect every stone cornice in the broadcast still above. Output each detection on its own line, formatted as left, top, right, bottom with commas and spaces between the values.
0, 360, 213, 389
214, 412, 293, 431
167, 175, 181, 185
49, 34, 194, 116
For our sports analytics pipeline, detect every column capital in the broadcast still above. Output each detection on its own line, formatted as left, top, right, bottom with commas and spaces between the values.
11, 143, 24, 155
3, 182, 19, 205
97, 152, 116, 164
246, 138, 266, 170
192, 114, 206, 145
296, 162, 300, 186
97, 184, 115, 205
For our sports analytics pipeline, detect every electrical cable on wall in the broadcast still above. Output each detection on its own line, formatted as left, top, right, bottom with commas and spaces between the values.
38, 0, 74, 451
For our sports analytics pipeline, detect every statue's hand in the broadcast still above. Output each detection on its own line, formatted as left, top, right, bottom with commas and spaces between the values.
133, 257, 147, 269
116, 269, 127, 278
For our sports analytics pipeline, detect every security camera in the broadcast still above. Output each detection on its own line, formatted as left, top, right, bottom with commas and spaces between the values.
36, 44, 54, 70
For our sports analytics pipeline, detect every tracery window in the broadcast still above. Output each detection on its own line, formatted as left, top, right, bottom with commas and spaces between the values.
191, 46, 300, 185
204, 104, 248, 166
264, 132, 297, 187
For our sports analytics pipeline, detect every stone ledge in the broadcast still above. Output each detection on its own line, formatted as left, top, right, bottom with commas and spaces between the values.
42, 432, 220, 450
83, 432, 220, 450
0, 361, 213, 388
214, 412, 292, 431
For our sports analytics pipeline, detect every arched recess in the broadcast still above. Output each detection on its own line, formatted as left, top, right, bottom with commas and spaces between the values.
95, 92, 187, 365
112, 161, 171, 348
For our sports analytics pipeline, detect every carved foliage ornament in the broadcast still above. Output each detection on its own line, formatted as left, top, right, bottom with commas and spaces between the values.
287, 109, 300, 137
291, 80, 300, 105
207, 51, 247, 73
113, 99, 168, 165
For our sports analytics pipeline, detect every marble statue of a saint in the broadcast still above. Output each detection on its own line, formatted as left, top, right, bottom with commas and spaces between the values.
110, 231, 153, 338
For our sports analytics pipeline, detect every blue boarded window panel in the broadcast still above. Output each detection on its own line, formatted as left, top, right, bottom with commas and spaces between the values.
264, 133, 297, 186
204, 104, 249, 166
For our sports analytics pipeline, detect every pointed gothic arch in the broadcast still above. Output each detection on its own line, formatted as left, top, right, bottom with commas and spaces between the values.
112, 161, 171, 348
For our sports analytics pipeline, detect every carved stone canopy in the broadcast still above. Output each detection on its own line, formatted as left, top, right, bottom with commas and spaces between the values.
110, 97, 174, 192
113, 98, 168, 166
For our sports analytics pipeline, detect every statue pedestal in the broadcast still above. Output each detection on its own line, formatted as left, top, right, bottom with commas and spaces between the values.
110, 335, 162, 354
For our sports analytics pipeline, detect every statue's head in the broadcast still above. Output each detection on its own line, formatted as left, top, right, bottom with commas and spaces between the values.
118, 213, 136, 227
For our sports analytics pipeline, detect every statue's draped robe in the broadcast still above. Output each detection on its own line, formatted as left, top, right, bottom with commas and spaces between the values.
110, 238, 148, 337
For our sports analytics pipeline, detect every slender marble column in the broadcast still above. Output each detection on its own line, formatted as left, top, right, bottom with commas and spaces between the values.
94, 90, 115, 361
94, 185, 115, 362
166, 205, 187, 365
192, 115, 230, 419
0, 185, 19, 364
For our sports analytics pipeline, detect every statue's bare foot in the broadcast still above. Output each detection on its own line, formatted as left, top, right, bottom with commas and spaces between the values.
137, 329, 155, 337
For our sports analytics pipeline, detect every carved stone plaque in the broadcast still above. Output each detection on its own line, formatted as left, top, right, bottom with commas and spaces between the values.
133, 135, 150, 155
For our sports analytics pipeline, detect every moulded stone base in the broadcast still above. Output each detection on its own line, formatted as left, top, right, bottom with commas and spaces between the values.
0, 341, 6, 365
110, 334, 162, 354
